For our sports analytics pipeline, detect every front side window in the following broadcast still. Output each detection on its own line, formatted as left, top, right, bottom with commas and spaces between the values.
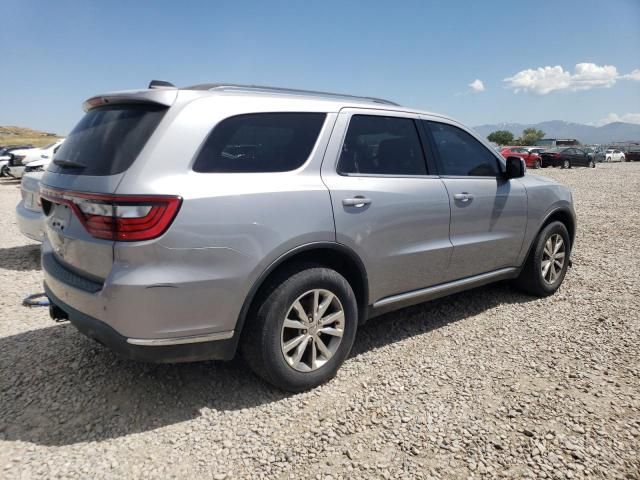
426, 121, 500, 177
193, 113, 326, 173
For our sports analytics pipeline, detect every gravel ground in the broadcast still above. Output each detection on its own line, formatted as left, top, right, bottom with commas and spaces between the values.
0, 163, 639, 479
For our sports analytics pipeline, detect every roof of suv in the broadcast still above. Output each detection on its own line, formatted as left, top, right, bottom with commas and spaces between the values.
85, 81, 452, 121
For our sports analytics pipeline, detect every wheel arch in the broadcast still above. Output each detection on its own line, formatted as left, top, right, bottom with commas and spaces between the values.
230, 242, 369, 355
541, 208, 576, 247
519, 206, 576, 273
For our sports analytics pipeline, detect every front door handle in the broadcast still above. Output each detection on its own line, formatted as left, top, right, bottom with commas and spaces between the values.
342, 196, 372, 207
453, 192, 473, 202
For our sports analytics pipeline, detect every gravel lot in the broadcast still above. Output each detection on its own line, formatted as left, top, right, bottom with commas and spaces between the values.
0, 163, 639, 479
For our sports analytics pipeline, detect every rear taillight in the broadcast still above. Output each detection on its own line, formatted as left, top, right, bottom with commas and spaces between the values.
40, 187, 181, 241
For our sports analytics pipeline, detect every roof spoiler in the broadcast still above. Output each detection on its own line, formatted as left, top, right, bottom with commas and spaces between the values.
83, 87, 178, 112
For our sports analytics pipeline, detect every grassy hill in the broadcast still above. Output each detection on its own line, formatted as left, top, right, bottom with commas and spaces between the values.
0, 126, 62, 148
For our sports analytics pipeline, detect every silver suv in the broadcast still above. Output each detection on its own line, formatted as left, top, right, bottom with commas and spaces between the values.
41, 82, 576, 391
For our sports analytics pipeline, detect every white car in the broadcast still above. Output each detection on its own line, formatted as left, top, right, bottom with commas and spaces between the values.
0, 156, 9, 177
605, 149, 625, 162
16, 171, 45, 242
7, 138, 65, 179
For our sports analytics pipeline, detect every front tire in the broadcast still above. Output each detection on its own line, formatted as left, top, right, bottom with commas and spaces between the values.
534, 159, 541, 169
562, 159, 571, 169
588, 160, 595, 168
515, 221, 570, 297
242, 266, 358, 392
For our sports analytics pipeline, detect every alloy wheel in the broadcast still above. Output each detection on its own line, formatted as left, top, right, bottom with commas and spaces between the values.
541, 234, 566, 284
280, 289, 345, 372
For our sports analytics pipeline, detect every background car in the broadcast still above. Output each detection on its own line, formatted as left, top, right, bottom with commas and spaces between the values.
15, 171, 45, 242
540, 147, 596, 169
623, 146, 640, 161
7, 138, 64, 179
524, 147, 546, 156
500, 146, 542, 168
605, 148, 625, 162
592, 148, 607, 163
1, 145, 35, 176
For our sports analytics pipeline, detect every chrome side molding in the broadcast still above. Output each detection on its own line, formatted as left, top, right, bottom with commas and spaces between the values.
372, 267, 519, 315
127, 330, 234, 347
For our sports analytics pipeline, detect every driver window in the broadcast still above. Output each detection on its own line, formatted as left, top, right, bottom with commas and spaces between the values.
426, 121, 500, 176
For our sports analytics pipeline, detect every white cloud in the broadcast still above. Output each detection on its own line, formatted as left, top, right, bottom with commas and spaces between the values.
469, 79, 485, 93
621, 69, 640, 81
503, 62, 637, 95
571, 63, 618, 90
594, 112, 640, 126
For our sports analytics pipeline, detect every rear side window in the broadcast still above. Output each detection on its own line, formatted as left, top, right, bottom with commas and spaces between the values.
193, 113, 326, 173
49, 105, 166, 176
426, 121, 500, 177
338, 115, 427, 175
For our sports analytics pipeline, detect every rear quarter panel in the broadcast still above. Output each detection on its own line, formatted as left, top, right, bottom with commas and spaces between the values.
110, 96, 340, 335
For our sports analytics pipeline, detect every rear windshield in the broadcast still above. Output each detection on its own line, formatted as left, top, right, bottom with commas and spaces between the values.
48, 104, 166, 176
193, 112, 326, 173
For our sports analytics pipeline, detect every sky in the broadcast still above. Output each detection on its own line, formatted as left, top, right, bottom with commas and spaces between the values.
1, 0, 639, 134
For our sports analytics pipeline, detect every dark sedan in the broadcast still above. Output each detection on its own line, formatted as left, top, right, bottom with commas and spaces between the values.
540, 147, 596, 169
624, 147, 640, 162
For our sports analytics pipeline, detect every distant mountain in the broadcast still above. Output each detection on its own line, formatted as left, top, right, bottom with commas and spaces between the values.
472, 120, 640, 144
0, 125, 58, 137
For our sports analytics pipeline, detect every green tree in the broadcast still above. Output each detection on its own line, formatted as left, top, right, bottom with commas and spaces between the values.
517, 128, 546, 146
487, 130, 514, 146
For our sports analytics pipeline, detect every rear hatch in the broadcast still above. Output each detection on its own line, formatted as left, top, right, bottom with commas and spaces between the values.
41, 90, 176, 281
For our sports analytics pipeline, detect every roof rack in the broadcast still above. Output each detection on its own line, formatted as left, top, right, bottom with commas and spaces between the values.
184, 83, 400, 106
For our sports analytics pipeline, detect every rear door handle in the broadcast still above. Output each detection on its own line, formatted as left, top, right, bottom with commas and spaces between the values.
342, 196, 372, 207
453, 192, 473, 202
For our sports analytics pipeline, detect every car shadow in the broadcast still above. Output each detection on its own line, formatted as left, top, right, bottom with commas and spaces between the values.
0, 282, 536, 446
0, 244, 41, 271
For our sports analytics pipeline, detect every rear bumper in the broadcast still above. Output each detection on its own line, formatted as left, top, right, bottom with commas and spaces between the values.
16, 201, 44, 242
45, 284, 237, 362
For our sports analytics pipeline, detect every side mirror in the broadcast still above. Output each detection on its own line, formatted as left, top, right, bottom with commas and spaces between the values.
505, 156, 525, 178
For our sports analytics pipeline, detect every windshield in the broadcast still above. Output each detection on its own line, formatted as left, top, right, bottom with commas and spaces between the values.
49, 104, 166, 176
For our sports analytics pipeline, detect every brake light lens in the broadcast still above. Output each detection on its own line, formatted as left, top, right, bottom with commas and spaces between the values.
40, 187, 181, 241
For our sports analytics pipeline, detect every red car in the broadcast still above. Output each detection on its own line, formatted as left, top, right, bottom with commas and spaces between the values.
500, 146, 542, 169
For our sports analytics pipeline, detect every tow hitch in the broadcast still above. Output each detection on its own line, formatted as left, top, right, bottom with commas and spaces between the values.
22, 292, 69, 322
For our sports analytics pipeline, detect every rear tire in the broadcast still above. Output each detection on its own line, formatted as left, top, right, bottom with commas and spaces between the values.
562, 159, 571, 169
241, 266, 358, 392
589, 160, 595, 168
534, 159, 541, 169
515, 221, 570, 297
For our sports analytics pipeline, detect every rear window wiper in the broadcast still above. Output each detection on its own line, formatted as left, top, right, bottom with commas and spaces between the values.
53, 159, 87, 168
